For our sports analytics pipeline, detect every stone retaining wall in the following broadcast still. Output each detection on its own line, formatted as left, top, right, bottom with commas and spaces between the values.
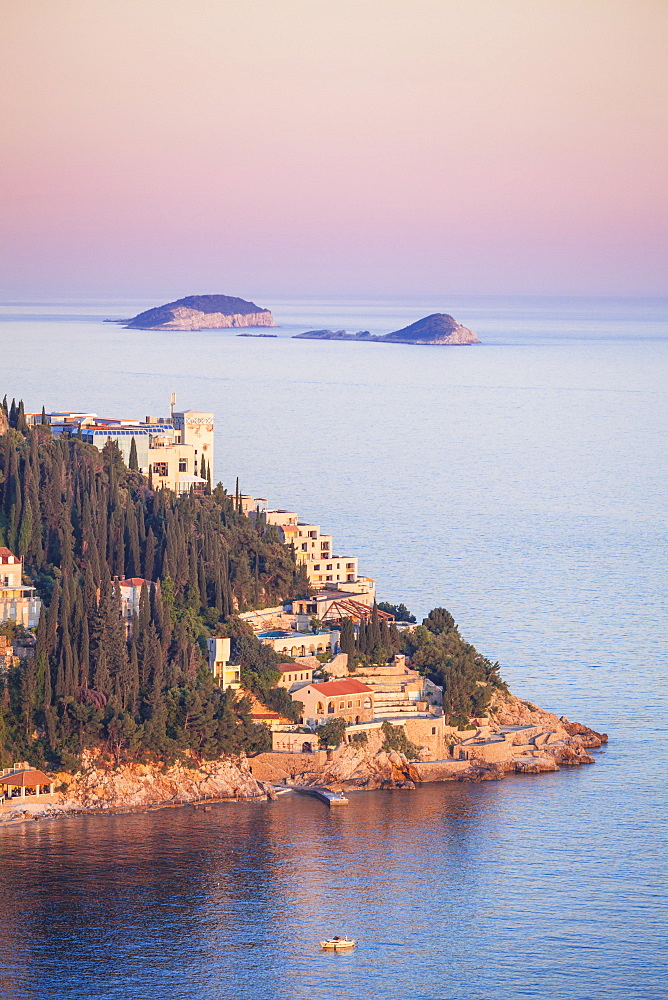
248, 750, 328, 782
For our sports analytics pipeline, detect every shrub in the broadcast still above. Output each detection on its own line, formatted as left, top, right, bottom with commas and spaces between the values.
380, 721, 421, 760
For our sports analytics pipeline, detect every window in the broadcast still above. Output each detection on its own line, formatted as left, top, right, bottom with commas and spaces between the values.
328, 702, 335, 714
432, 727, 437, 735
316, 702, 324, 714
326, 575, 332, 581
363, 697, 371, 709
347, 700, 353, 708
356, 699, 361, 707
301, 543, 308, 551
309, 530, 317, 538
339, 701, 345, 709
314, 564, 320, 571
178, 459, 187, 472
321, 542, 329, 549
347, 563, 354, 570
326, 564, 332, 571
152, 462, 168, 477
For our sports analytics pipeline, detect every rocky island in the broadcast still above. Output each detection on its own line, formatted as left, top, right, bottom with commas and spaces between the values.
120, 294, 275, 331
294, 313, 480, 345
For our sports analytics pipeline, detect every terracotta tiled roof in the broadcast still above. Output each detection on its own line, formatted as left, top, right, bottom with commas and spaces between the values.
309, 679, 373, 696
118, 578, 148, 587
0, 768, 51, 787
278, 662, 307, 673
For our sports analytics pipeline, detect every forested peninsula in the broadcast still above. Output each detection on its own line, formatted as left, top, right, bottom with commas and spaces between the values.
0, 398, 605, 823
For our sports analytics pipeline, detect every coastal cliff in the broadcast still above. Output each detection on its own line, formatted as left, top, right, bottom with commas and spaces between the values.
123, 294, 275, 331
294, 313, 480, 345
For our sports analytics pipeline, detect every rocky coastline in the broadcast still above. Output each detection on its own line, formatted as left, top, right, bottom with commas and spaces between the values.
294, 313, 480, 345
0, 692, 607, 829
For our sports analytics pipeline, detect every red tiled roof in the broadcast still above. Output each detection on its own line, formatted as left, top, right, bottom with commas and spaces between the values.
0, 546, 18, 563
310, 679, 373, 696
0, 768, 51, 787
118, 578, 147, 587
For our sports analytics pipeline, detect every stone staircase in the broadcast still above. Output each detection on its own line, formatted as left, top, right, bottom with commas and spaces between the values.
353, 660, 426, 720
372, 690, 421, 718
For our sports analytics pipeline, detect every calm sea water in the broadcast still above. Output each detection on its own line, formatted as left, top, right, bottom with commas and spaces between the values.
0, 296, 667, 999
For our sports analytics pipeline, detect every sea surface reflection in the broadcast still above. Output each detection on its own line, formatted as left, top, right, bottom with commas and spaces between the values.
2, 770, 666, 1000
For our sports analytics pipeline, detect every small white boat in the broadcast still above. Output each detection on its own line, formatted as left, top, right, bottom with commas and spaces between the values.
320, 935, 356, 951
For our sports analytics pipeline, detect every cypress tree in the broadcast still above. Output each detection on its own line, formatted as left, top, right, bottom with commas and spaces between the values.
16, 401, 28, 435
339, 617, 356, 656
371, 602, 381, 647
128, 436, 139, 472
144, 527, 156, 581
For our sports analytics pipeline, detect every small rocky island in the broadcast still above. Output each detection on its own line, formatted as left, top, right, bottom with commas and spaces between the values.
121, 294, 275, 331
294, 313, 480, 346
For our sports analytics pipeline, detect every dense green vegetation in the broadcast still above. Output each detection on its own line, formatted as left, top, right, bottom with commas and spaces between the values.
0, 397, 508, 768
402, 608, 507, 727
0, 405, 308, 768
377, 602, 416, 623
338, 606, 402, 668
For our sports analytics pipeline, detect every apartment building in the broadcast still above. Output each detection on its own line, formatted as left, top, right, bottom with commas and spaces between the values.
263, 509, 359, 588
31, 402, 213, 496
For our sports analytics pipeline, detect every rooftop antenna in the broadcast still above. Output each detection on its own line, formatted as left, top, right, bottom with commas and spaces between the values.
170, 392, 176, 422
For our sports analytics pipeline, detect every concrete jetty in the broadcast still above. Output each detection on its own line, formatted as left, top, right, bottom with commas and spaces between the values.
291, 785, 349, 806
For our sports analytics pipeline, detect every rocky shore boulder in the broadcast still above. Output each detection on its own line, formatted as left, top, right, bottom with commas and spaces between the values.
560, 720, 608, 747
294, 730, 420, 790
487, 690, 568, 731
456, 762, 506, 782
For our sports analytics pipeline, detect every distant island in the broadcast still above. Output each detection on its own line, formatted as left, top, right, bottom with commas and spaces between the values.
294, 313, 480, 346
119, 294, 275, 331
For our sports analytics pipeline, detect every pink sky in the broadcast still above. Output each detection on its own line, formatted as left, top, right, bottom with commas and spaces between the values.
1, 0, 666, 298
